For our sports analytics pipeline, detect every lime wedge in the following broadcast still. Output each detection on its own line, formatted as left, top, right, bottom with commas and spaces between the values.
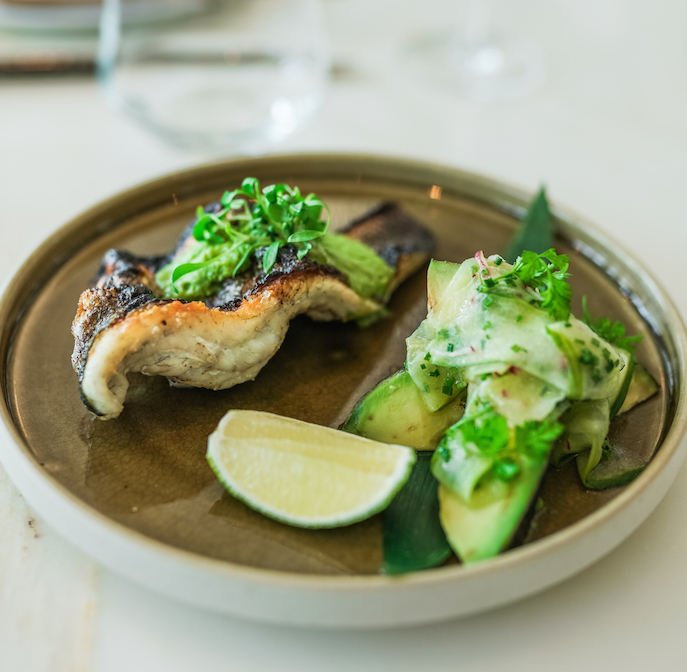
207, 410, 416, 528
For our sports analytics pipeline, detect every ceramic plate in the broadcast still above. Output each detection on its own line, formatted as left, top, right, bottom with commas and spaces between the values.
1, 155, 685, 628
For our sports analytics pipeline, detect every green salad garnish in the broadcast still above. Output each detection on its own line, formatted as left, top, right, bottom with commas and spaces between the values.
168, 177, 330, 292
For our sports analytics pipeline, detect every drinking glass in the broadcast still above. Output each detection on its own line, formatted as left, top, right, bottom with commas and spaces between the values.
405, 0, 545, 100
98, 0, 330, 154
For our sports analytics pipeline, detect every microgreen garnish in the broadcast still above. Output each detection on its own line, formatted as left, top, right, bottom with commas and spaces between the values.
582, 296, 643, 352
479, 248, 572, 321
171, 177, 330, 291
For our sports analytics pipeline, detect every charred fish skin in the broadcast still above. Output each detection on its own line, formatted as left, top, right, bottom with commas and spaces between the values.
71, 203, 435, 420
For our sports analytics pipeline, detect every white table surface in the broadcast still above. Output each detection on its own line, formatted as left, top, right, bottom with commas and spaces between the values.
2, 1, 687, 669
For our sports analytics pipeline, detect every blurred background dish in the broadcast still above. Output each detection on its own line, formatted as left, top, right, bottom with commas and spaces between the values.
0, 0, 202, 31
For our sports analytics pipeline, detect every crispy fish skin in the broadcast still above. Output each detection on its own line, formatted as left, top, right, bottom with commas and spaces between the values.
72, 203, 435, 420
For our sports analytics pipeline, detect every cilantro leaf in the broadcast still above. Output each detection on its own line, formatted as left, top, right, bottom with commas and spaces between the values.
480, 248, 572, 321
454, 411, 510, 455
441, 407, 563, 484
582, 296, 643, 352
516, 420, 565, 456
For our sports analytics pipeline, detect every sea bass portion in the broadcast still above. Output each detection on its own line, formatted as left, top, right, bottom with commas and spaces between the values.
72, 203, 435, 420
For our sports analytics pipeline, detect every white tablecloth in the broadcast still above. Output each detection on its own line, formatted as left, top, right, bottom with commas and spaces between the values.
2, 1, 687, 669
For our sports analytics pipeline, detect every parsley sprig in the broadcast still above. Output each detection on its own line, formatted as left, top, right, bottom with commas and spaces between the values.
171, 177, 330, 290
582, 297, 643, 352
480, 248, 572, 321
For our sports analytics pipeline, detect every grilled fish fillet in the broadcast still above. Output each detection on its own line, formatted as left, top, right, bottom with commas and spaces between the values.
72, 203, 435, 420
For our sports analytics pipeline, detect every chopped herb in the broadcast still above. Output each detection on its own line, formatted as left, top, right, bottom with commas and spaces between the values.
447, 343, 454, 352
438, 328, 449, 339
574, 338, 585, 345
428, 369, 441, 378
515, 315, 523, 323
511, 344, 527, 353
579, 348, 598, 367
494, 257, 503, 266
483, 321, 492, 330
420, 364, 426, 370
482, 295, 494, 310
564, 321, 572, 328
442, 377, 455, 395
591, 338, 600, 347
424, 352, 432, 361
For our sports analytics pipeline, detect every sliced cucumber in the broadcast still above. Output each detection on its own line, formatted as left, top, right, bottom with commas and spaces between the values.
341, 370, 465, 450
580, 441, 647, 489
406, 320, 464, 412
609, 352, 635, 417
551, 398, 611, 476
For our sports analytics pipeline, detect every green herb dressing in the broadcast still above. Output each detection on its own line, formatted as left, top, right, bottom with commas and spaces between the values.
155, 232, 394, 302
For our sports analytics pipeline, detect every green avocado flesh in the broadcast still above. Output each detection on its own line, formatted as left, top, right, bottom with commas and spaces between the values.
155, 233, 394, 302
437, 448, 549, 564
341, 370, 465, 450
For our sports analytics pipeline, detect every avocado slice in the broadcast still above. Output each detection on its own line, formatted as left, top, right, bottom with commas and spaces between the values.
437, 449, 550, 564
341, 370, 465, 450
617, 363, 658, 415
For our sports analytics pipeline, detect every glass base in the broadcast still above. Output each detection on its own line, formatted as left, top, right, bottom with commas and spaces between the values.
404, 31, 545, 101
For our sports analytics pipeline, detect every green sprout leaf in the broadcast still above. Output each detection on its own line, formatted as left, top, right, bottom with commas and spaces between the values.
165, 177, 332, 291
171, 262, 209, 293
263, 241, 281, 273
287, 230, 326, 243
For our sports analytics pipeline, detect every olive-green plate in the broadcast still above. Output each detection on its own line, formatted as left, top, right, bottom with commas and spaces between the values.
1, 155, 686, 627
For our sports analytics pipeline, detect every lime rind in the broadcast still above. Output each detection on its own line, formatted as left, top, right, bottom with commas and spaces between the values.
207, 411, 417, 529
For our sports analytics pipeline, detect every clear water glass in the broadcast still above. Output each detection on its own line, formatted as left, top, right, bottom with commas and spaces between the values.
98, 0, 330, 154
